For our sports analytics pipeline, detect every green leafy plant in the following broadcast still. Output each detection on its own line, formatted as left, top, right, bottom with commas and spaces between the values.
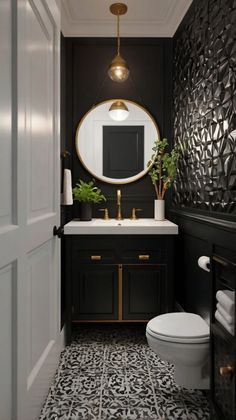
147, 138, 180, 200
72, 179, 106, 203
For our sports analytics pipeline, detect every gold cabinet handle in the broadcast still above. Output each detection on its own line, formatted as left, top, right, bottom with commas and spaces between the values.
219, 366, 234, 377
91, 255, 102, 261
139, 254, 150, 261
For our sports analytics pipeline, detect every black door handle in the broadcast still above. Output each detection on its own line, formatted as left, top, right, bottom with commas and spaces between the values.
53, 225, 64, 238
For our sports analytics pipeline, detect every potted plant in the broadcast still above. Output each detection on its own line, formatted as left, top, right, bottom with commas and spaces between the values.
147, 138, 179, 220
72, 179, 106, 221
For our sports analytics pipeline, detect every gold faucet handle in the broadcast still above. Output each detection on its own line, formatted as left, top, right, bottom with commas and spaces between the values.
130, 208, 142, 220
117, 189, 121, 205
99, 208, 109, 220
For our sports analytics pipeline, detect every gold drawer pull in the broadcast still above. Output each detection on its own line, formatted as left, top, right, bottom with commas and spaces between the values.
219, 366, 234, 377
91, 255, 102, 261
139, 254, 150, 261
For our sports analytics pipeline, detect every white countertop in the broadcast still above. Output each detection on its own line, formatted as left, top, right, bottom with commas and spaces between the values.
64, 218, 178, 235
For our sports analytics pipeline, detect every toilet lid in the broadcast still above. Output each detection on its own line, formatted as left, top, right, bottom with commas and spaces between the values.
147, 313, 209, 344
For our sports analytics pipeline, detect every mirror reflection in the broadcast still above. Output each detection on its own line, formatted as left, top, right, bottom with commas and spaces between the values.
75, 99, 160, 184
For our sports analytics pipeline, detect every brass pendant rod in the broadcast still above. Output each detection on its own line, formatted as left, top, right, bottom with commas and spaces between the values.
117, 13, 120, 55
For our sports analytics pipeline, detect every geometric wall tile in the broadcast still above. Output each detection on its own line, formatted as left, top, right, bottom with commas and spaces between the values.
173, 0, 236, 216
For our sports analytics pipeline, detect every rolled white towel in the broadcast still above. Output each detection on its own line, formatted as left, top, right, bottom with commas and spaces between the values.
215, 310, 235, 335
217, 303, 235, 325
216, 290, 235, 315
62, 169, 73, 205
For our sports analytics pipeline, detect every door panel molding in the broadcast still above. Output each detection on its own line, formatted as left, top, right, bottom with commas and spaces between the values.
19, 1, 61, 418
0, 262, 17, 420
0, 0, 13, 227
0, 1, 61, 419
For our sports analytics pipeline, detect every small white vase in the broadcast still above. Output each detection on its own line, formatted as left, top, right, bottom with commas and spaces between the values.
154, 199, 165, 221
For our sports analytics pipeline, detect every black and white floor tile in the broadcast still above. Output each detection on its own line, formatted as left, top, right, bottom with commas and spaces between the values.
39, 325, 210, 420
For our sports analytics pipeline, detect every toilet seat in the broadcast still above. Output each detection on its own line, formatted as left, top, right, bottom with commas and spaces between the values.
146, 312, 209, 344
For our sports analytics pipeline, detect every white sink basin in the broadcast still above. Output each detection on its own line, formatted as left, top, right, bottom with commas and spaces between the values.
64, 218, 178, 235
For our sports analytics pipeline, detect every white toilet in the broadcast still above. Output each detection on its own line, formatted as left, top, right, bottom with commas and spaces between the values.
146, 312, 210, 389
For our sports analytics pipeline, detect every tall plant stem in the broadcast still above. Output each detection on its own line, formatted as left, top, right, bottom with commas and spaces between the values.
161, 178, 169, 199
158, 151, 164, 198
161, 187, 166, 200
154, 182, 159, 199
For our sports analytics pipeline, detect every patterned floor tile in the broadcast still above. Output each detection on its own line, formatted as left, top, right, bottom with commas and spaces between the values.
104, 347, 127, 371
125, 350, 149, 373
101, 373, 130, 406
50, 375, 80, 400
100, 406, 159, 420
70, 400, 100, 420
39, 326, 210, 420
40, 398, 73, 420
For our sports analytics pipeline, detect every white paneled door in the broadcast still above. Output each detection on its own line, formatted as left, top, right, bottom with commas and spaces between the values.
0, 1, 61, 419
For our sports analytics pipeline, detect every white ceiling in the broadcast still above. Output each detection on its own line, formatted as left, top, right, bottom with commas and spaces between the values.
58, 0, 192, 38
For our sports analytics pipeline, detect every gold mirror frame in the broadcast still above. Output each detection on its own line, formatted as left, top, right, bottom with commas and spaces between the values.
75, 99, 160, 185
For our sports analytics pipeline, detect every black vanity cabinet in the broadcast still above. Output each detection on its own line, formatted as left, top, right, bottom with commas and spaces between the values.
122, 265, 166, 320
65, 234, 175, 343
72, 264, 119, 320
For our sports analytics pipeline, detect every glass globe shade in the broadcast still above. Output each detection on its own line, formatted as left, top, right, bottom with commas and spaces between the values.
108, 100, 129, 121
108, 54, 130, 83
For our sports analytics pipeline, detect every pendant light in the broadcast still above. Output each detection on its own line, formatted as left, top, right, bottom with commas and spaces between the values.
108, 3, 130, 83
108, 100, 129, 121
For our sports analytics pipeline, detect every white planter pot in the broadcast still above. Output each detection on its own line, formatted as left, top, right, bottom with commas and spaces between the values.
154, 199, 165, 221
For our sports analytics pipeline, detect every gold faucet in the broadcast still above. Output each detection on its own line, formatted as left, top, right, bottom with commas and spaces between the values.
130, 208, 142, 220
116, 189, 123, 220
99, 208, 109, 220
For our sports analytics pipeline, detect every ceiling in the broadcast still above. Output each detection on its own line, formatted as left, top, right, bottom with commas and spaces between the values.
58, 0, 193, 38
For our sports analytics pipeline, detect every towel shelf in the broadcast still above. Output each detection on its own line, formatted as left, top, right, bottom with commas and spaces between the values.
213, 255, 236, 268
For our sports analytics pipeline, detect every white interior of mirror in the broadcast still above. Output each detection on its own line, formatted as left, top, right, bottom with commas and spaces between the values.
75, 99, 160, 184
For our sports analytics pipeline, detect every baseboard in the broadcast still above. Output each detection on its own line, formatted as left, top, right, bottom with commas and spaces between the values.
59, 325, 66, 350
26, 326, 66, 420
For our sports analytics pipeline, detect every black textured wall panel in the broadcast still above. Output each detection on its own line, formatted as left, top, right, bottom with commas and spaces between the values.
173, 0, 236, 217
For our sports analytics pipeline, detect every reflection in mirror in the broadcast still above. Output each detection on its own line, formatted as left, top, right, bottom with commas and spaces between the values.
75, 99, 160, 184
103, 125, 144, 178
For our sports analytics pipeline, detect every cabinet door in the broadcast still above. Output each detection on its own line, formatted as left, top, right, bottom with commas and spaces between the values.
72, 265, 118, 320
122, 265, 166, 320
212, 329, 236, 420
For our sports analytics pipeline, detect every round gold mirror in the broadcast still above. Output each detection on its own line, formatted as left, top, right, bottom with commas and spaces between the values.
75, 99, 160, 184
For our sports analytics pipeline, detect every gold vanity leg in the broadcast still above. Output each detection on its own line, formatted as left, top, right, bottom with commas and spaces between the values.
118, 264, 123, 320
